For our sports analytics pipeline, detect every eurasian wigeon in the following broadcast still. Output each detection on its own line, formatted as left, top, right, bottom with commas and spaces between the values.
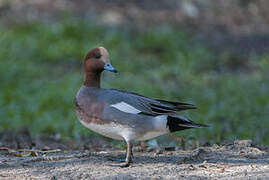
75, 47, 207, 167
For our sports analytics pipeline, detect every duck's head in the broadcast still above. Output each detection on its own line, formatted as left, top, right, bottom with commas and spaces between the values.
83, 47, 117, 88
84, 47, 117, 74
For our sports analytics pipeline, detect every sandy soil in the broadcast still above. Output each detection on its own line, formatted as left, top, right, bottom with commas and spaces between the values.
0, 140, 268, 180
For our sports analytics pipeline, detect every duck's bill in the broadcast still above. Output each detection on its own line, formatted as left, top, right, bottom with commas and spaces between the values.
104, 62, 118, 73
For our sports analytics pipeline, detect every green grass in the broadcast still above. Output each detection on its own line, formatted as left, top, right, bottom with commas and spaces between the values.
0, 18, 269, 144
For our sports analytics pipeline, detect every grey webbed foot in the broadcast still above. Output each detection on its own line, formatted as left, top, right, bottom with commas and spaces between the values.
109, 161, 131, 168
107, 157, 126, 163
108, 141, 133, 168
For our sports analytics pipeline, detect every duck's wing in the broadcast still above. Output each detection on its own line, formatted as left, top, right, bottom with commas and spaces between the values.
103, 88, 196, 116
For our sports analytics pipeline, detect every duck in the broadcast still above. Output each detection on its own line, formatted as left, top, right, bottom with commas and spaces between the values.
75, 47, 207, 167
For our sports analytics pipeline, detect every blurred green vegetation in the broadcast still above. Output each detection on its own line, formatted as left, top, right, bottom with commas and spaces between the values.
0, 17, 268, 144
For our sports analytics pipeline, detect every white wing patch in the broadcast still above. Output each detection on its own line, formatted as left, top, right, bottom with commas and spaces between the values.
111, 102, 141, 114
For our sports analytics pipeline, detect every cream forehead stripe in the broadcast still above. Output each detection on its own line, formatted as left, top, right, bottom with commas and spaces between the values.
111, 102, 141, 114
98, 47, 110, 62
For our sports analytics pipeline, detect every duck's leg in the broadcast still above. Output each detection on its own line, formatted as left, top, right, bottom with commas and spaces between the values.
110, 141, 133, 167
124, 141, 133, 164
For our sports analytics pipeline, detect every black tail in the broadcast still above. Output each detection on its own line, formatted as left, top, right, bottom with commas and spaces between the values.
166, 115, 208, 132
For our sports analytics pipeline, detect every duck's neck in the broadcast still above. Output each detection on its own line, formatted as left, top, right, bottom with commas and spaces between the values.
83, 71, 101, 88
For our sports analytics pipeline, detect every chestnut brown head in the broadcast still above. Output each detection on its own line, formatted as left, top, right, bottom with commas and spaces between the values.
84, 47, 117, 74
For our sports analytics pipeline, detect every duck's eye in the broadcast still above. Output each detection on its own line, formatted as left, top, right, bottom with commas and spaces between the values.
94, 53, 101, 59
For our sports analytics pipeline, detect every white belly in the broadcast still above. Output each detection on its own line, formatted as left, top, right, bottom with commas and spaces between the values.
79, 120, 166, 141
80, 120, 125, 140
78, 114, 169, 142
137, 131, 167, 141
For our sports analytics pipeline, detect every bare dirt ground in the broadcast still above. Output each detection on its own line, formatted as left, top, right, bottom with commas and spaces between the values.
0, 139, 269, 180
